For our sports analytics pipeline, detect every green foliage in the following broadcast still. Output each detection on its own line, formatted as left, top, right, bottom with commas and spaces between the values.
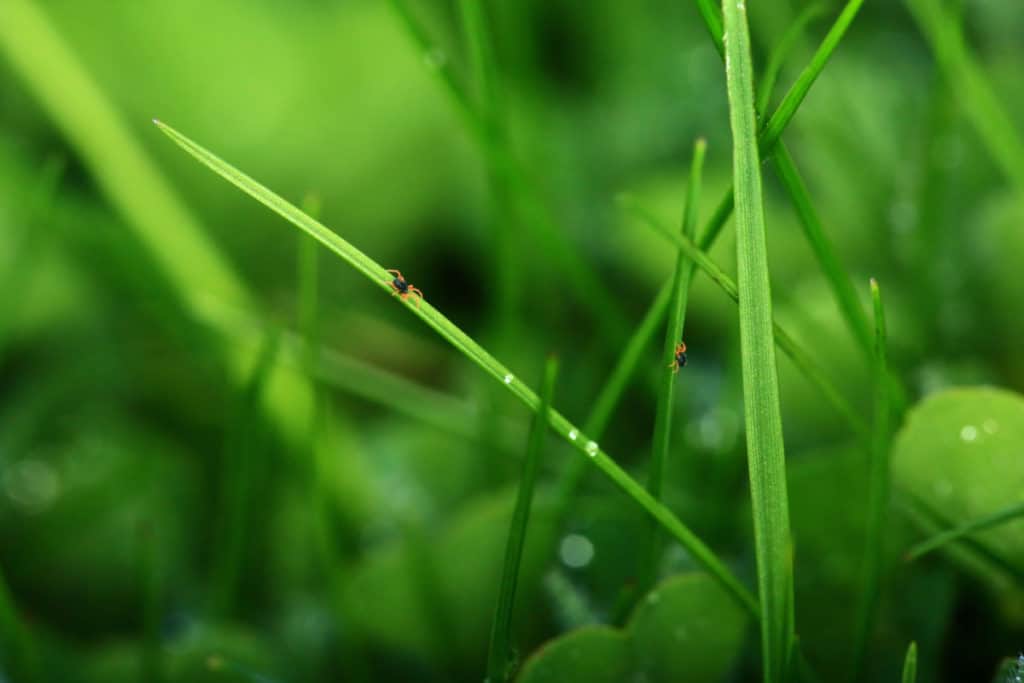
517, 573, 747, 683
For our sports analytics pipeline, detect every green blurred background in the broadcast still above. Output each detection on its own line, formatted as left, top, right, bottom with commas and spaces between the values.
1, 0, 1023, 681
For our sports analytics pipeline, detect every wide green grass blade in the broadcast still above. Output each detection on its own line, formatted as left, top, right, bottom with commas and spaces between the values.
905, 0, 1024, 196
619, 198, 869, 442
154, 120, 758, 616
901, 642, 917, 683
905, 501, 1024, 562
486, 357, 558, 683
851, 279, 891, 681
722, 2, 794, 680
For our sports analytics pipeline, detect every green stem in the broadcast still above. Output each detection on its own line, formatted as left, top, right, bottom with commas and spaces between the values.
901, 642, 917, 683
486, 357, 558, 683
905, 501, 1024, 562
850, 279, 890, 682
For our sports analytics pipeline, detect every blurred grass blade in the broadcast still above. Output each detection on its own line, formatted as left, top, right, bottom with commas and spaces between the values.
154, 120, 758, 616
139, 524, 164, 683
457, 0, 519, 336
487, 357, 558, 683
388, 0, 632, 347
851, 279, 891, 681
620, 197, 869, 442
905, 0, 1024, 196
722, 1, 794, 680
771, 148, 873, 354
642, 139, 706, 589
210, 333, 280, 617
0, 0, 314, 446
905, 501, 1024, 562
0, 565, 40, 683
901, 642, 917, 683
756, 3, 827, 113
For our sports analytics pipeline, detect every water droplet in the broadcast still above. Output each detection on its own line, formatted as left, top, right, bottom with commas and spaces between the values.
983, 419, 999, 435
568, 429, 578, 441
960, 425, 978, 443
559, 534, 595, 569
422, 48, 447, 70
503, 374, 513, 385
3, 459, 59, 513
585, 441, 599, 457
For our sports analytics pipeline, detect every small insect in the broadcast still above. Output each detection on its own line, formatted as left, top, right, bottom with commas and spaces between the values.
668, 341, 687, 373
385, 269, 424, 307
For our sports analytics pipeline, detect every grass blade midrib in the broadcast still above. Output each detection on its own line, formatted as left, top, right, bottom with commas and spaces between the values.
722, 2, 794, 680
154, 120, 758, 617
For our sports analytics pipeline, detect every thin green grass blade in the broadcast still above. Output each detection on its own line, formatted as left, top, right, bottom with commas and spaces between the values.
905, 0, 1024, 196
456, 0, 519, 336
619, 197, 870, 442
551, 280, 672, 516
487, 357, 558, 683
722, 2, 794, 680
0, 564, 41, 683
210, 334, 280, 618
851, 279, 891, 682
771, 148, 873, 355
388, 0, 632, 347
154, 121, 758, 616
648, 139, 706, 503
756, 3, 828, 114
640, 139, 706, 591
0, 0, 315, 446
760, 0, 866, 149
901, 642, 917, 683
905, 501, 1024, 562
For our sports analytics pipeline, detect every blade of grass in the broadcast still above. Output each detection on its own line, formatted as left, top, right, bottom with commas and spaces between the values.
851, 279, 891, 682
901, 642, 917, 683
640, 139, 707, 592
154, 120, 758, 616
905, 501, 1024, 562
0, 0, 315, 446
905, 0, 1024, 196
619, 197, 870, 442
756, 3, 828, 114
722, 2, 794, 680
487, 357, 558, 683
387, 0, 632, 348
551, 280, 672, 514
692, 0, 875, 365
209, 333, 280, 617
0, 564, 40, 683
457, 0, 519, 338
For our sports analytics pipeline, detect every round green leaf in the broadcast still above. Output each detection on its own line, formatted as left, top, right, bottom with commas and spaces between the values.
516, 626, 630, 683
893, 387, 1024, 568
